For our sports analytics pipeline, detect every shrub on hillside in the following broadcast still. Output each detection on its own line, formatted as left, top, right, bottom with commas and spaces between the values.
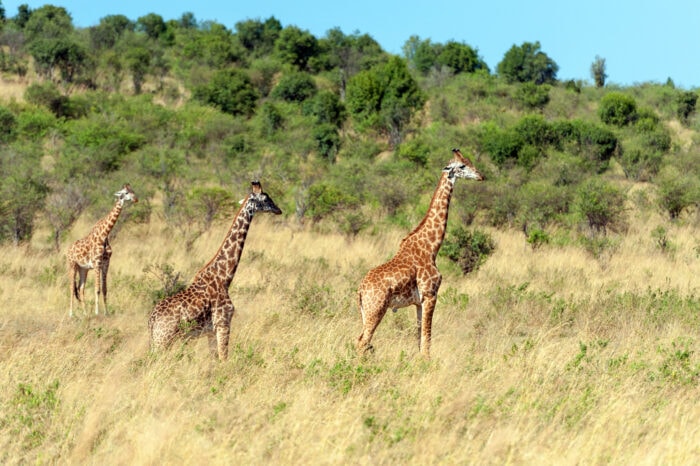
514, 82, 550, 110
656, 166, 700, 219
0, 106, 17, 143
271, 71, 317, 102
193, 68, 259, 117
440, 226, 495, 275
574, 178, 627, 234
598, 92, 637, 126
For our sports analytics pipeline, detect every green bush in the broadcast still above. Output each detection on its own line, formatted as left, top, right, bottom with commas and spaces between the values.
440, 226, 495, 275
676, 90, 697, 125
306, 182, 358, 221
193, 68, 259, 117
598, 92, 637, 126
271, 71, 317, 102
514, 82, 550, 110
574, 178, 626, 234
0, 106, 17, 143
656, 166, 700, 219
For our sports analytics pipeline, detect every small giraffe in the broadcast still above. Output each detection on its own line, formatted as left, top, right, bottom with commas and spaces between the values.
67, 184, 138, 317
148, 181, 282, 361
356, 149, 484, 357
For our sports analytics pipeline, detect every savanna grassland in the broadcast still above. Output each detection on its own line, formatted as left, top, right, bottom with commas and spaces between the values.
1, 5, 700, 465
1, 188, 699, 465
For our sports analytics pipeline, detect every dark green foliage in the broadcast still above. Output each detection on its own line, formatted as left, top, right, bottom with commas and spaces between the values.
259, 102, 284, 137
598, 92, 637, 126
676, 90, 697, 125
0, 106, 17, 143
271, 71, 317, 102
478, 122, 521, 167
435, 41, 487, 74
574, 178, 626, 234
441, 226, 495, 275
89, 15, 134, 50
395, 139, 430, 167
16, 108, 57, 138
497, 41, 558, 84
235, 16, 282, 56
136, 13, 167, 41
25, 82, 88, 119
275, 25, 319, 70
0, 147, 49, 245
519, 181, 571, 227
656, 166, 700, 219
306, 182, 358, 222
303, 90, 346, 128
346, 56, 426, 146
514, 82, 550, 110
23, 5, 73, 41
590, 56, 607, 88
193, 68, 259, 117
313, 124, 341, 161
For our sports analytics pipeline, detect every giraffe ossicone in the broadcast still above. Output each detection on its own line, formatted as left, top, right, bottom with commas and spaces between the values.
148, 180, 282, 361
66, 184, 138, 317
356, 149, 484, 358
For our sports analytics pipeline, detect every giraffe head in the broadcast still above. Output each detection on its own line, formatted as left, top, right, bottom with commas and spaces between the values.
115, 184, 138, 205
246, 181, 282, 215
444, 149, 485, 181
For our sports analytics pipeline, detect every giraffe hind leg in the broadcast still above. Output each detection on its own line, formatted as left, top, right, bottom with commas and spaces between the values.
356, 292, 389, 355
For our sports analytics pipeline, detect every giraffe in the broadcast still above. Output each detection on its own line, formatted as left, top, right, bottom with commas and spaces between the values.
356, 149, 484, 358
67, 184, 138, 317
148, 181, 282, 361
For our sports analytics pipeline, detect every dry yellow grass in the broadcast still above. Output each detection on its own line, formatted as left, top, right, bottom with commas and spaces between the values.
1, 205, 699, 465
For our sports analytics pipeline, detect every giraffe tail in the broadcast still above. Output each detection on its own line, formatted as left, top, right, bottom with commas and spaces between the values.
72, 277, 81, 302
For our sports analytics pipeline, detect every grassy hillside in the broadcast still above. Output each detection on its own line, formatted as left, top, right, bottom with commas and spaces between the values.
1, 187, 699, 464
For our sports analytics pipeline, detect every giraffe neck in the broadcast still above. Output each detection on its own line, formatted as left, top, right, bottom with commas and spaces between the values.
197, 197, 255, 288
403, 172, 455, 259
92, 199, 124, 244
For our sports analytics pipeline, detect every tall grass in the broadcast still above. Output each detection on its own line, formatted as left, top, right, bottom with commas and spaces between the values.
0, 206, 699, 464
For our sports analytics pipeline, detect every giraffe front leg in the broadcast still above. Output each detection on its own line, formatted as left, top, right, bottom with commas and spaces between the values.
415, 303, 423, 350
94, 265, 102, 315
213, 301, 234, 361
77, 268, 88, 315
100, 247, 111, 315
419, 294, 437, 358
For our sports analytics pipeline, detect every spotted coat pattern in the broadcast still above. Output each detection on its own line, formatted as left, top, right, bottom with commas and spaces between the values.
148, 181, 282, 361
66, 184, 138, 317
356, 149, 484, 357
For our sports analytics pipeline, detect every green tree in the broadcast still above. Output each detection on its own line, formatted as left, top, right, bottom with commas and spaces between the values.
137, 13, 167, 41
275, 25, 318, 70
0, 147, 48, 245
497, 41, 558, 84
89, 14, 134, 50
193, 68, 259, 117
235, 16, 282, 56
676, 90, 697, 125
590, 55, 607, 88
124, 45, 151, 94
23, 4, 72, 41
436, 41, 487, 74
346, 56, 425, 146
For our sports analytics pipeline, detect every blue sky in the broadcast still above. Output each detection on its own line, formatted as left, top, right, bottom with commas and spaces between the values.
4, 0, 700, 88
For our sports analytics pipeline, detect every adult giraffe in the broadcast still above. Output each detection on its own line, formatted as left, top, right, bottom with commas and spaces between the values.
356, 149, 484, 357
148, 181, 282, 361
67, 184, 138, 317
